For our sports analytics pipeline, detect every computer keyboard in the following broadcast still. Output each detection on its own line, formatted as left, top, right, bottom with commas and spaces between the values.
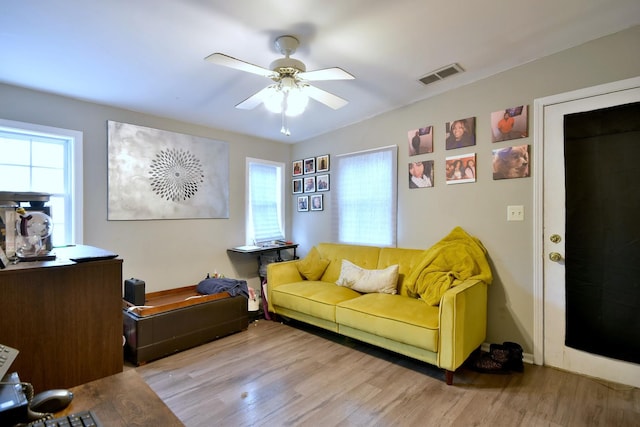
29, 410, 101, 427
0, 344, 19, 380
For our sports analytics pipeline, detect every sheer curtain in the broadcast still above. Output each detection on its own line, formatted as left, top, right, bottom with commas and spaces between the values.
247, 160, 284, 244
331, 146, 397, 246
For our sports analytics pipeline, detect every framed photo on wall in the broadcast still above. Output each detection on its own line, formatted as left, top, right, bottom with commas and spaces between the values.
491, 105, 529, 142
310, 194, 323, 211
293, 160, 303, 176
292, 178, 303, 194
297, 195, 309, 212
304, 157, 315, 174
407, 125, 433, 156
316, 154, 330, 172
303, 176, 316, 193
445, 153, 476, 184
316, 174, 330, 191
492, 144, 530, 180
445, 117, 476, 150
408, 160, 434, 189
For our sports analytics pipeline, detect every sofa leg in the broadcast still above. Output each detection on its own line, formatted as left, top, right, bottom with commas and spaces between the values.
445, 370, 454, 385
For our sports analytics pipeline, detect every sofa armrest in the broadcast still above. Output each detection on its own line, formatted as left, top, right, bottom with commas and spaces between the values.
437, 279, 488, 371
266, 260, 303, 312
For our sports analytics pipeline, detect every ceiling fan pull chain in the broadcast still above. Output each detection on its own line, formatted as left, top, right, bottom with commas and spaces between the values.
280, 92, 291, 135
280, 110, 290, 136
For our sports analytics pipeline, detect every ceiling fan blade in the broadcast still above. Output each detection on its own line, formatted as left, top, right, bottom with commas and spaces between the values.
304, 85, 349, 110
205, 53, 275, 78
235, 86, 276, 110
298, 67, 355, 81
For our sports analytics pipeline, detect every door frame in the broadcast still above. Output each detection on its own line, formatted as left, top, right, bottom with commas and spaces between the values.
532, 76, 640, 366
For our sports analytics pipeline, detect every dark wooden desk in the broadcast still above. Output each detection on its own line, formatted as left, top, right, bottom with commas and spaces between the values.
57, 369, 183, 426
0, 245, 123, 391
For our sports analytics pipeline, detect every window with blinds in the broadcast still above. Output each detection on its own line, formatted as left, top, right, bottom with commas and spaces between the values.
0, 119, 82, 246
331, 146, 397, 246
246, 158, 285, 244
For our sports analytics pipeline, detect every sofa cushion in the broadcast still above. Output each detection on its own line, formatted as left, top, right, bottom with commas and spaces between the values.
296, 247, 330, 280
336, 260, 399, 294
336, 293, 440, 352
271, 281, 361, 322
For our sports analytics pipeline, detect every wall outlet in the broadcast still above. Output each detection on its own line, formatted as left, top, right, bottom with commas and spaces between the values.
507, 205, 524, 221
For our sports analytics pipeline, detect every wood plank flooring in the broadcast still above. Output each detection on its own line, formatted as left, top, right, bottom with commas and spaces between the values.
136, 320, 639, 426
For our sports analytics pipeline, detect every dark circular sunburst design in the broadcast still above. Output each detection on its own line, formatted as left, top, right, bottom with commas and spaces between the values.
149, 148, 204, 202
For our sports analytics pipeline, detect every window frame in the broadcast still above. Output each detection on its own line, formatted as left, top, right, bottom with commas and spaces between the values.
245, 157, 285, 245
0, 119, 83, 246
331, 145, 398, 247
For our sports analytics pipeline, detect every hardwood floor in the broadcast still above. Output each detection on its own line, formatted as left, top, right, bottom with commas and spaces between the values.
136, 320, 639, 426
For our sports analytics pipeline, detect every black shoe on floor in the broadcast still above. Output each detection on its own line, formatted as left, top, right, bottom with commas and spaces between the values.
503, 341, 524, 372
470, 352, 510, 374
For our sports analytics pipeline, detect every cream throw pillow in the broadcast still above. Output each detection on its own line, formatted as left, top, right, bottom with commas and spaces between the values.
336, 259, 399, 294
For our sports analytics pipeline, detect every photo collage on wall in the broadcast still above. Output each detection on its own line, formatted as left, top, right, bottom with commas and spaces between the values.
407, 105, 530, 189
293, 154, 329, 212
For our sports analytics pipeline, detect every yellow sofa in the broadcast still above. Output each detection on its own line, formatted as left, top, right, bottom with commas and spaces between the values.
266, 228, 492, 385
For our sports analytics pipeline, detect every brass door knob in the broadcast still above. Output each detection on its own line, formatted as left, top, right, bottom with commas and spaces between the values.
549, 252, 563, 262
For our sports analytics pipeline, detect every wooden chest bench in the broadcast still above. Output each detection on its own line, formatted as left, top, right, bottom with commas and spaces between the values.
123, 285, 248, 365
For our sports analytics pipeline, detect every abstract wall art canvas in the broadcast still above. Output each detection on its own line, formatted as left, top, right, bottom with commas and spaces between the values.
108, 121, 229, 220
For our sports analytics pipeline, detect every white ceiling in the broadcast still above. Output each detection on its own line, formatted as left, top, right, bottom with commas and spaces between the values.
2, 1, 639, 143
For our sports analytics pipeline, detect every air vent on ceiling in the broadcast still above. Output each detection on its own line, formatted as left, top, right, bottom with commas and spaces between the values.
419, 63, 464, 86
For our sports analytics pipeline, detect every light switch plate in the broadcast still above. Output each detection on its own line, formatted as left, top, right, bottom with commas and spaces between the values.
507, 205, 524, 221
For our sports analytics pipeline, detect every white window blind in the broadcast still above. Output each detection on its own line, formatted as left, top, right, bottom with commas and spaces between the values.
331, 145, 397, 246
246, 159, 285, 244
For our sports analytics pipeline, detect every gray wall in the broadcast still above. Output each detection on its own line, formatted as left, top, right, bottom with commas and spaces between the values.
0, 84, 290, 292
290, 26, 640, 352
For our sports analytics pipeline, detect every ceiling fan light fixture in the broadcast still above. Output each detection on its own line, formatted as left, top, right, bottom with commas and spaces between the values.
264, 87, 284, 114
284, 87, 309, 117
206, 34, 354, 134
263, 82, 309, 117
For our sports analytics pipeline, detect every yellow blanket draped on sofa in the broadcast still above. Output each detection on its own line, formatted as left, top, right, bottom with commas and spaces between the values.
405, 227, 493, 305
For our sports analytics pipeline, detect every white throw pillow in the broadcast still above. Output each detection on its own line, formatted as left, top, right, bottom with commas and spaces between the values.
336, 259, 399, 294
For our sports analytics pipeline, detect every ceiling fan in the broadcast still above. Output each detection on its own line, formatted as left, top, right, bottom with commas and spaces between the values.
205, 35, 354, 135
